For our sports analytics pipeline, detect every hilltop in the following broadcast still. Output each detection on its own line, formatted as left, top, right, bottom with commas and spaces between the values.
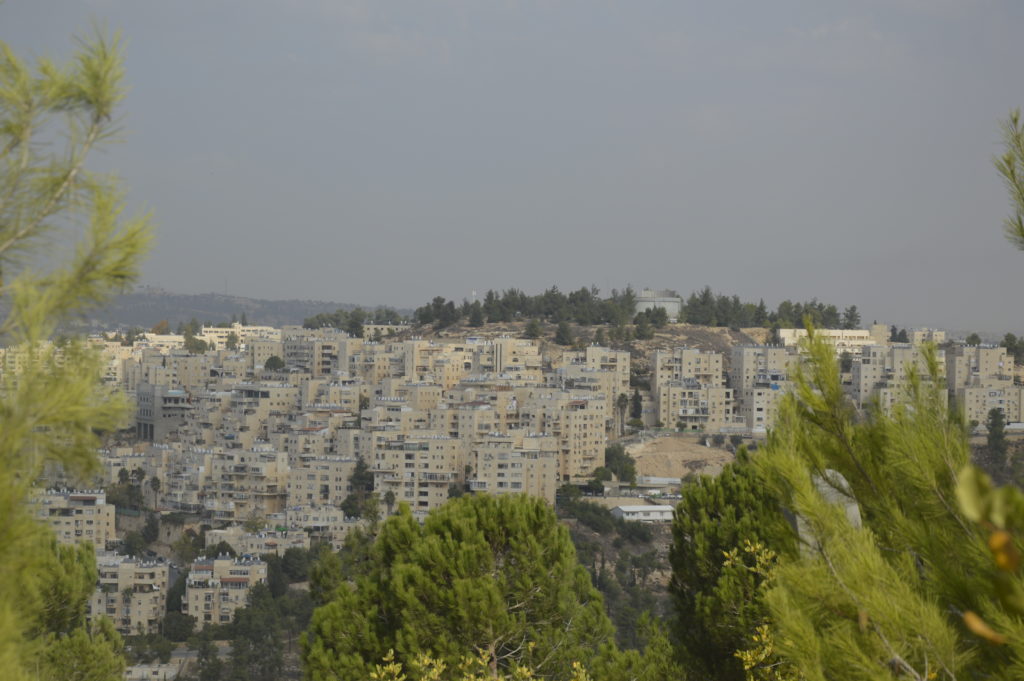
75, 287, 409, 330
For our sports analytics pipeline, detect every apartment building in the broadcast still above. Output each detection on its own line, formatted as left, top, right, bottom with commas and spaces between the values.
656, 382, 737, 433
277, 505, 367, 550
135, 383, 193, 442
204, 526, 310, 557
88, 553, 169, 636
184, 555, 268, 628
849, 344, 946, 412
958, 385, 1024, 425
205, 447, 289, 521
287, 454, 357, 506
777, 325, 890, 356
651, 348, 725, 393
946, 345, 1012, 392
557, 345, 631, 422
373, 436, 463, 519
200, 322, 281, 350
518, 391, 606, 481
35, 489, 116, 549
730, 346, 798, 430
469, 435, 558, 504
469, 337, 544, 381
912, 328, 947, 346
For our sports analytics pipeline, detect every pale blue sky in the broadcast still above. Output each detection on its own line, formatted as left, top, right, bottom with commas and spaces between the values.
4, 1, 1022, 331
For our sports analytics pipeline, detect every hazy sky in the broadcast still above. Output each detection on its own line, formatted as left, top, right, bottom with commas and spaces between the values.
4, 1, 1022, 331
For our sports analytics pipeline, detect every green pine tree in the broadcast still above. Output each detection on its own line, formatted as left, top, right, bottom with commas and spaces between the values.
0, 30, 151, 681
302, 495, 619, 681
669, 451, 795, 680
753, 330, 1000, 679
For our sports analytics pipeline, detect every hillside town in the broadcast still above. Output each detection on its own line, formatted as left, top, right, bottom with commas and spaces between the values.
12, 289, 1023, 672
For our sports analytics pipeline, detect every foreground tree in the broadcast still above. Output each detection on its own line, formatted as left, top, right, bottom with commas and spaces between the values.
753, 331, 1005, 680
670, 451, 795, 681
302, 495, 619, 681
0, 31, 151, 681
996, 108, 1024, 249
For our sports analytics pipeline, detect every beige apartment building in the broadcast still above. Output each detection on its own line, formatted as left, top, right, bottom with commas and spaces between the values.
651, 348, 725, 393
35, 489, 117, 549
184, 555, 268, 628
729, 346, 798, 430
848, 344, 946, 412
287, 454, 358, 506
469, 435, 558, 504
946, 345, 1013, 392
205, 447, 289, 521
200, 323, 281, 350
518, 391, 606, 481
88, 553, 169, 636
469, 337, 544, 381
656, 382, 738, 432
205, 526, 310, 557
777, 325, 890, 356
135, 383, 193, 442
956, 385, 1024, 425
277, 505, 368, 549
373, 435, 464, 519
911, 328, 946, 346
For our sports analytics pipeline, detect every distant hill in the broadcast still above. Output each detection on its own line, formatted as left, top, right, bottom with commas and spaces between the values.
80, 287, 404, 330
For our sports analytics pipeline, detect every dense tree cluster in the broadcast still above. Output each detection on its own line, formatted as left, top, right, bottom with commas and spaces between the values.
407, 285, 859, 332
303, 495, 680, 681
669, 451, 795, 680
302, 307, 403, 337
1001, 332, 1024, 364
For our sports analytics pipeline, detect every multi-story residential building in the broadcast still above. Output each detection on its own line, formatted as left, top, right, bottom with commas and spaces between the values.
199, 322, 281, 350
287, 454, 358, 506
777, 325, 890, 356
469, 435, 558, 504
205, 447, 289, 521
946, 345, 1013, 393
34, 489, 117, 549
729, 346, 797, 430
557, 345, 631, 423
204, 526, 310, 556
957, 385, 1024, 425
651, 348, 724, 393
88, 553, 169, 636
277, 505, 367, 550
911, 328, 947, 346
518, 391, 606, 481
469, 337, 544, 381
848, 344, 946, 412
283, 329, 344, 378
373, 435, 463, 518
656, 382, 738, 433
184, 555, 268, 629
135, 383, 192, 442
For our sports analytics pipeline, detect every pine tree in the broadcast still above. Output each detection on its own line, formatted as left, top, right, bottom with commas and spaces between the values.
555, 320, 574, 346
669, 452, 795, 680
0, 31, 150, 681
302, 495, 620, 681
996, 108, 1024, 249
630, 389, 643, 420
753, 330, 1003, 679
987, 407, 1008, 463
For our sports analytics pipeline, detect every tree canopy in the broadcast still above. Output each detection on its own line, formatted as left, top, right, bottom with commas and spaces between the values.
750, 330, 1006, 679
302, 495, 618, 681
